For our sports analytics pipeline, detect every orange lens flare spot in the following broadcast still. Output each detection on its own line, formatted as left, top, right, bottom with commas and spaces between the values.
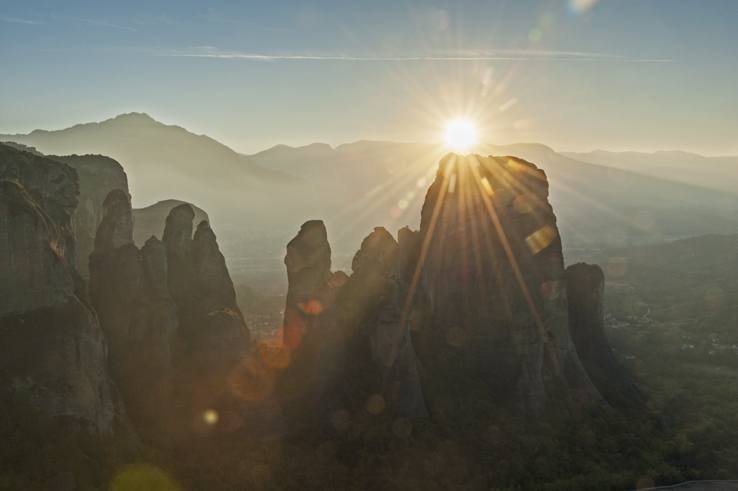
365, 394, 386, 415
227, 356, 274, 402
480, 177, 494, 196
203, 409, 219, 426
110, 464, 181, 491
525, 225, 557, 255
297, 298, 324, 315
258, 341, 292, 370
540, 280, 563, 300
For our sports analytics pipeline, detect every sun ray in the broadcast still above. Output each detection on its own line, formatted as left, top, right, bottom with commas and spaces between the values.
468, 160, 550, 353
401, 157, 453, 326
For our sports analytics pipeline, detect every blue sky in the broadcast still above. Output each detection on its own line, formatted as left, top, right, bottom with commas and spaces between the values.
1, 0, 736, 154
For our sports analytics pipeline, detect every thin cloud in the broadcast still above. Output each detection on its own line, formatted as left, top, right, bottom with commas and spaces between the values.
157, 47, 672, 63
0, 15, 44, 25
198, 11, 291, 32
50, 14, 137, 31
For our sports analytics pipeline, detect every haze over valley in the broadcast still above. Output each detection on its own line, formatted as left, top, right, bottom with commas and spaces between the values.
3, 1, 738, 490
5, 112, 738, 300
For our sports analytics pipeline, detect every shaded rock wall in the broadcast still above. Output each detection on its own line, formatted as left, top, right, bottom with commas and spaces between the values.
89, 190, 177, 431
90, 197, 251, 434
132, 199, 209, 247
277, 153, 618, 430
411, 154, 599, 414
163, 204, 251, 411
51, 154, 129, 277
282, 220, 332, 350
277, 224, 427, 431
566, 262, 644, 409
0, 143, 116, 433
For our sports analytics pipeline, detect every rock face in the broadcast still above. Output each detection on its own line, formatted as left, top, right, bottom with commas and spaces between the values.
282, 220, 333, 350
90, 197, 251, 433
0, 143, 116, 432
50, 154, 129, 277
349, 228, 426, 418
89, 190, 177, 430
277, 223, 426, 430
566, 263, 643, 409
410, 154, 600, 414
132, 199, 209, 247
163, 205, 251, 402
277, 153, 616, 429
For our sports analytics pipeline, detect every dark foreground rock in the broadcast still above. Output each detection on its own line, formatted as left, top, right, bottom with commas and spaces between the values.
277, 224, 426, 431
51, 154, 129, 277
90, 196, 251, 438
0, 143, 133, 489
410, 154, 599, 415
0, 143, 117, 432
132, 198, 209, 246
566, 262, 644, 409
276, 154, 644, 432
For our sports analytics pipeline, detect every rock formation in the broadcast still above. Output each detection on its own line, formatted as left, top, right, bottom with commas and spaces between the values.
52, 154, 129, 277
277, 153, 623, 429
90, 196, 251, 435
282, 220, 333, 350
410, 153, 600, 414
0, 143, 117, 432
89, 190, 177, 431
277, 223, 426, 431
132, 199, 209, 247
566, 263, 644, 409
163, 205, 251, 415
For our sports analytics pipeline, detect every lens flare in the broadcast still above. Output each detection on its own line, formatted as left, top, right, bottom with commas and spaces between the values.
443, 119, 478, 153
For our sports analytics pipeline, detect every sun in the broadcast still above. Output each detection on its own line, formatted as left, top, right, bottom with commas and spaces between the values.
443, 119, 479, 153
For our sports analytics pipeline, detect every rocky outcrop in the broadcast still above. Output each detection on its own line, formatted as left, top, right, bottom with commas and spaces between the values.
0, 143, 116, 432
132, 199, 209, 247
51, 154, 129, 277
410, 154, 599, 414
277, 224, 426, 430
278, 153, 611, 429
566, 263, 644, 409
350, 228, 426, 418
282, 220, 332, 350
173, 215, 252, 413
90, 197, 251, 434
89, 190, 177, 431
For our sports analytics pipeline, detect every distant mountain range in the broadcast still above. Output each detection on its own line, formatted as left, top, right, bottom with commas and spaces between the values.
564, 149, 738, 195
4, 113, 738, 281
0, 113, 294, 215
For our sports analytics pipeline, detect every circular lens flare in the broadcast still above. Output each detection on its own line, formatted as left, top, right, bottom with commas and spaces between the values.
443, 119, 479, 153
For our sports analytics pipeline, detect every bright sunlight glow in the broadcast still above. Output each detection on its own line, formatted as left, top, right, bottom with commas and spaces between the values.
443, 119, 479, 153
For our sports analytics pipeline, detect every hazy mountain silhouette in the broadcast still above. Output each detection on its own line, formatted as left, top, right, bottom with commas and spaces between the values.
4, 114, 738, 282
0, 113, 297, 217
132, 199, 209, 247
565, 149, 738, 195
247, 140, 738, 253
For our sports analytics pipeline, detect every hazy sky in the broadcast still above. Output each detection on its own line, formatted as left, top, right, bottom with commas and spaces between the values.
1, 0, 736, 154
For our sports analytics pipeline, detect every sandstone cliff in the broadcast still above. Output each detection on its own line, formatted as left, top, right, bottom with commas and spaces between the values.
0, 143, 117, 432
52, 154, 129, 277
277, 221, 428, 431
411, 154, 600, 414
90, 196, 251, 435
89, 190, 178, 432
277, 153, 621, 431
